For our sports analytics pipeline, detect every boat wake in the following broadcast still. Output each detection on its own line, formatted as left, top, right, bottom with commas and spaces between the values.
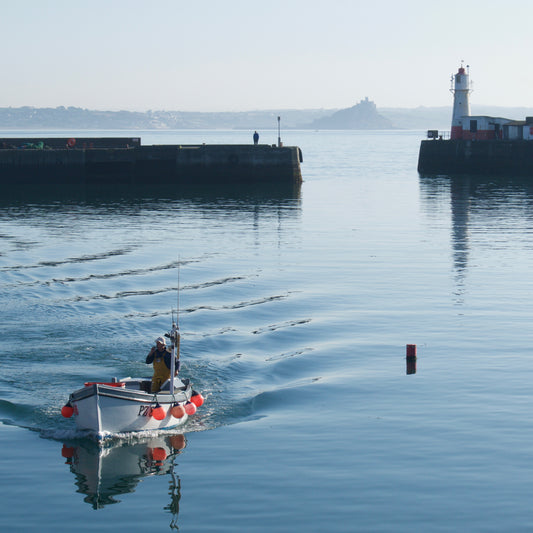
1, 251, 317, 445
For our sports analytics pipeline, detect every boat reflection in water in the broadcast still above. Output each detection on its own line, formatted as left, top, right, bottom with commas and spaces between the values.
61, 434, 186, 518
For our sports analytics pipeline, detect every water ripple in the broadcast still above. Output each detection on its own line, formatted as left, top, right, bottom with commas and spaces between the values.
252, 318, 311, 334
265, 347, 315, 361
0, 247, 135, 272
64, 276, 248, 303
189, 292, 291, 312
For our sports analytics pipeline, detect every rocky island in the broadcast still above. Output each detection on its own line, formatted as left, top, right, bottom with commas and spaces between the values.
308, 97, 393, 130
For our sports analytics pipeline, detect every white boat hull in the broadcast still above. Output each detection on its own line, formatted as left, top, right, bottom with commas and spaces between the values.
68, 378, 194, 438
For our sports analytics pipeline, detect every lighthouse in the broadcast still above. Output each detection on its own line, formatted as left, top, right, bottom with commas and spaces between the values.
450, 63, 472, 139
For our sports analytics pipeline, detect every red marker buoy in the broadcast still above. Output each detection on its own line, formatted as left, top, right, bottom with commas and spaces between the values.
406, 344, 417, 375
151, 403, 166, 420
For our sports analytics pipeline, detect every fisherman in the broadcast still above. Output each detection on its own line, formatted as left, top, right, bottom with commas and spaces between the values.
146, 336, 179, 393
253, 130, 259, 145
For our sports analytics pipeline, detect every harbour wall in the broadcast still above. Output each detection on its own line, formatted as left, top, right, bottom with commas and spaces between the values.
0, 138, 303, 185
418, 139, 533, 175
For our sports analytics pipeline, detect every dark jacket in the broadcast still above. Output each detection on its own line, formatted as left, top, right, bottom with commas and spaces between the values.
146, 348, 180, 371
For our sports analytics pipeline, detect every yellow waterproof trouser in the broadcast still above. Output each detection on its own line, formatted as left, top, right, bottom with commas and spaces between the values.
151, 357, 170, 393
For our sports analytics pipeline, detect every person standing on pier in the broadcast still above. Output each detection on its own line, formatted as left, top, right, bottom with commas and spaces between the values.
253, 131, 259, 145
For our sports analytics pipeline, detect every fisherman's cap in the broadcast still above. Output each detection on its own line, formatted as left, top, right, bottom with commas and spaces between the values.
155, 336, 166, 345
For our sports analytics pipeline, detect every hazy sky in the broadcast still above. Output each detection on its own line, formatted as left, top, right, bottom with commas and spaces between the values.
2, 0, 533, 112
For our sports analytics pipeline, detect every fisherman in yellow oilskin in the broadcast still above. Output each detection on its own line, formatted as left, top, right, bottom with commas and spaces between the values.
146, 336, 179, 393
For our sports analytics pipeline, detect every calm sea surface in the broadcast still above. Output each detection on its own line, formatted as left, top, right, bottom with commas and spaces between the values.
2, 129, 533, 531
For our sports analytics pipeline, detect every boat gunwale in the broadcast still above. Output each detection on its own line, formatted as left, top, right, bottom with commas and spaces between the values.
70, 380, 192, 405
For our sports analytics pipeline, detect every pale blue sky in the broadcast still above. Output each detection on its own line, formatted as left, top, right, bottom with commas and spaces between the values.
1, 0, 532, 111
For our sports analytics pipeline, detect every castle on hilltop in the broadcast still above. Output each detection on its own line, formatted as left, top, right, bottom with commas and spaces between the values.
309, 97, 393, 130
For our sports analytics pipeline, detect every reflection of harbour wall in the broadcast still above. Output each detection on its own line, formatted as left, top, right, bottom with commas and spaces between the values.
418, 139, 533, 175
0, 139, 303, 184
1, 176, 302, 206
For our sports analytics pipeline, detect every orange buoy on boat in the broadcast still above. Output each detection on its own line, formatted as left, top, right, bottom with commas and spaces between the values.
170, 404, 186, 418
151, 403, 166, 420
184, 401, 197, 415
61, 403, 74, 418
191, 391, 204, 407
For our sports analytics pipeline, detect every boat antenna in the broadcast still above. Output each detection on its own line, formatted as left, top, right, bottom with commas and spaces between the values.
176, 258, 180, 330
169, 258, 181, 396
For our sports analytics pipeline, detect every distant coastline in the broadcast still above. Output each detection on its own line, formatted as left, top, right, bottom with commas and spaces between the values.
1, 104, 533, 132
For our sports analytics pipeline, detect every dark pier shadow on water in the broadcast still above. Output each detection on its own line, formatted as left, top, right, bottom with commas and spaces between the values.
60, 434, 186, 524
0, 179, 302, 209
419, 173, 533, 303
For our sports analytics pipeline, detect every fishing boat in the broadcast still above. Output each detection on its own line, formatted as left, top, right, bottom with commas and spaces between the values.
61, 320, 204, 439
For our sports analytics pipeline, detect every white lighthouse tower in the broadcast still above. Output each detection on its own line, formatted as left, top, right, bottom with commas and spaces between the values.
450, 63, 472, 140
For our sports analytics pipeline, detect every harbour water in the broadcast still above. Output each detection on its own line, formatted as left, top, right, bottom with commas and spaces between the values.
2, 129, 533, 531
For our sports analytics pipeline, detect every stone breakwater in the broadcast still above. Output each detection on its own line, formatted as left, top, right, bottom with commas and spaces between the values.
418, 138, 533, 176
0, 138, 303, 184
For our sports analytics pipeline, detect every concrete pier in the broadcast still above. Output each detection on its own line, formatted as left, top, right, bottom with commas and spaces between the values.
418, 139, 533, 175
0, 138, 303, 185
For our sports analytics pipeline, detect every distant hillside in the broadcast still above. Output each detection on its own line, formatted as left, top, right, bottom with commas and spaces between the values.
1, 104, 533, 131
380, 105, 533, 131
307, 98, 393, 130
380, 107, 451, 130
0, 106, 331, 131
